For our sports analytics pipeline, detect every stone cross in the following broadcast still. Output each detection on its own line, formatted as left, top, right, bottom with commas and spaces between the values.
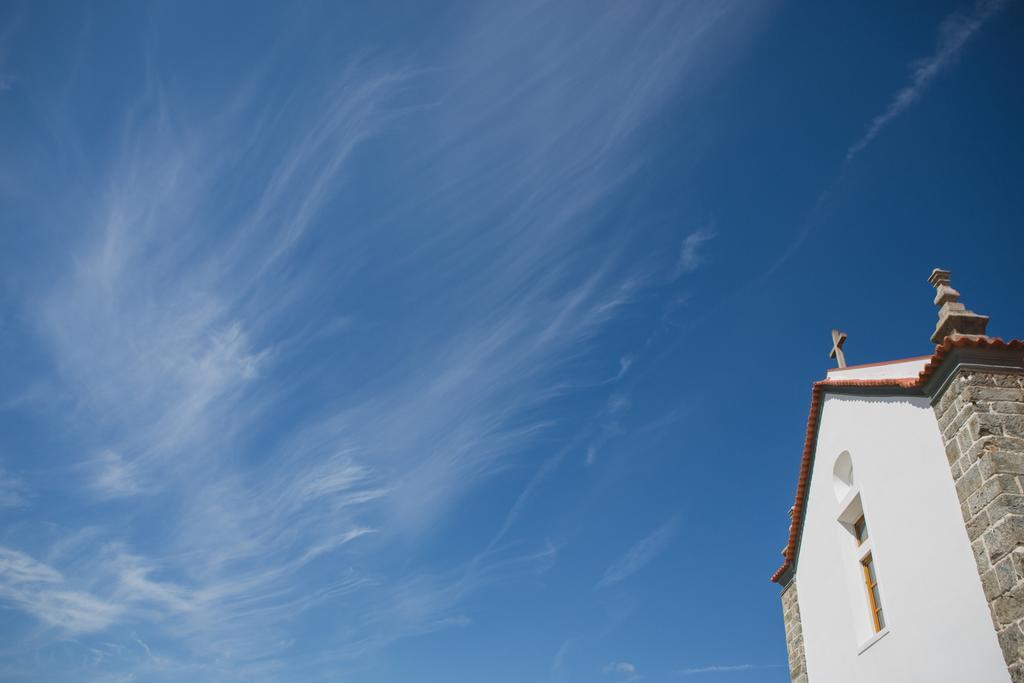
830, 329, 848, 368
927, 268, 989, 344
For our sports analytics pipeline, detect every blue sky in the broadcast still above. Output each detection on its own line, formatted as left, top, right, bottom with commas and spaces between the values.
1, 1, 1023, 682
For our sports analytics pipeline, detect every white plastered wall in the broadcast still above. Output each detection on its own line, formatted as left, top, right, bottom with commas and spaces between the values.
795, 393, 1008, 682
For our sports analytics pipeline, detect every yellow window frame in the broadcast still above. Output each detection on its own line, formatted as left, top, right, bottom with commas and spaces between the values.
861, 553, 884, 633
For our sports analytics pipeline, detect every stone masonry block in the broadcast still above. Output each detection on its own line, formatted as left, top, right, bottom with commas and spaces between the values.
969, 476, 1023, 518
977, 537, 994, 574
935, 379, 960, 413
968, 509, 993, 541
960, 427, 984, 462
938, 403, 967, 433
994, 401, 1024, 416
945, 403, 974, 440
992, 582, 1024, 626
992, 374, 1024, 389
999, 624, 1024, 667
957, 455, 975, 478
1013, 549, 1024, 582
956, 463, 984, 501
991, 436, 1024, 454
969, 437, 1024, 466
965, 386, 1024, 404
945, 408, 976, 442
990, 496, 1024, 523
986, 515, 1024, 564
983, 569, 1003, 601
951, 458, 963, 479
946, 438, 963, 467
956, 371, 989, 388
979, 451, 1024, 481
1003, 415, 1024, 437
995, 555, 1018, 594
970, 413, 1008, 440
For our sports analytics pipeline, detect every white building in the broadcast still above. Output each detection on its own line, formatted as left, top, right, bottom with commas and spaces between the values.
774, 269, 1024, 682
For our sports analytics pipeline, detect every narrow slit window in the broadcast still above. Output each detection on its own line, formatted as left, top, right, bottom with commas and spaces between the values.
853, 515, 868, 546
861, 554, 885, 632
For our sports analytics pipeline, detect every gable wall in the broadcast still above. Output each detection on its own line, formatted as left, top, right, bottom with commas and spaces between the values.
795, 393, 1008, 682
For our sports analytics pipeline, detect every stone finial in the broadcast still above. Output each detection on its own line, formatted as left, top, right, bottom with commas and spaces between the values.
928, 268, 989, 344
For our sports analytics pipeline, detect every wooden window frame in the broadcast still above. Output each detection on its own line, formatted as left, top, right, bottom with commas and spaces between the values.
861, 553, 884, 633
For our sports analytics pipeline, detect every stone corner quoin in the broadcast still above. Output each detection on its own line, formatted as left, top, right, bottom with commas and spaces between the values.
781, 581, 809, 683
933, 368, 1024, 681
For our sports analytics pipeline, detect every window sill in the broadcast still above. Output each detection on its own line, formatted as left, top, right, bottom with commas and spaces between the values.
857, 627, 890, 655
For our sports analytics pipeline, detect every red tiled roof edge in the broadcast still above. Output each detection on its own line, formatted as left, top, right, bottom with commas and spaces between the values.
770, 336, 1024, 584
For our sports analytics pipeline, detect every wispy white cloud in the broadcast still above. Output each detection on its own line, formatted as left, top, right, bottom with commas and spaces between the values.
597, 516, 679, 589
0, 0, 767, 678
616, 354, 636, 380
846, 0, 1009, 162
769, 0, 1009, 277
26, 589, 124, 633
603, 661, 641, 682
6, 59, 436, 668
673, 226, 716, 279
0, 547, 62, 584
0, 547, 122, 633
485, 442, 574, 554
675, 663, 784, 677
86, 450, 148, 499
550, 638, 574, 681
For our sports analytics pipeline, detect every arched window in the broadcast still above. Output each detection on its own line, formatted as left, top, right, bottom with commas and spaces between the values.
834, 451, 887, 640
833, 450, 854, 501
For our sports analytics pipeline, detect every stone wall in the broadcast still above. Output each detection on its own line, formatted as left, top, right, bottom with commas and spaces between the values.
933, 369, 1024, 682
781, 581, 808, 683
